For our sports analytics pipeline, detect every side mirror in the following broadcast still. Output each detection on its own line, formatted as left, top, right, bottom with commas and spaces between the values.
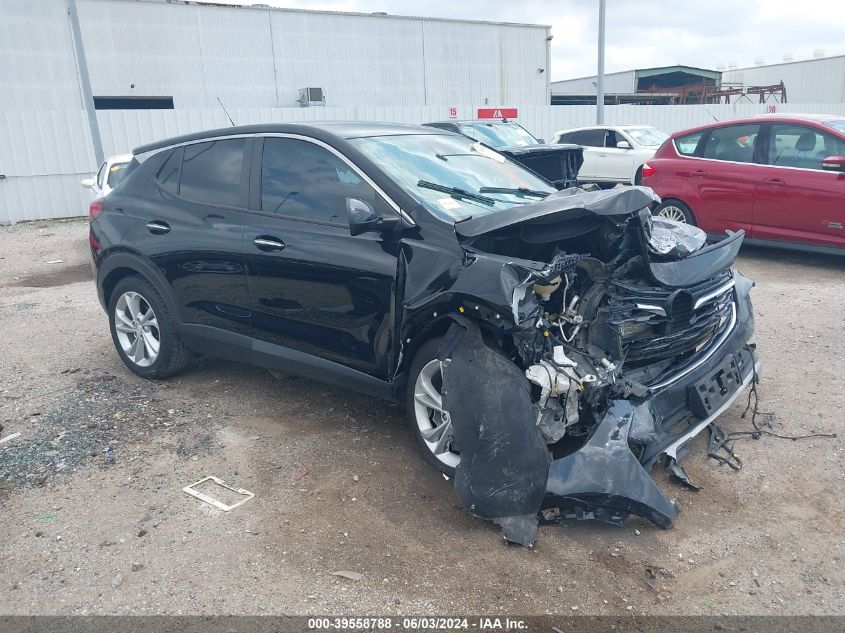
616, 140, 632, 149
347, 198, 400, 236
536, 138, 546, 144
821, 156, 845, 172
80, 177, 96, 189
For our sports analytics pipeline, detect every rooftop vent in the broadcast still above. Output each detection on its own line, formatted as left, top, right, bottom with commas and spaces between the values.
813, 48, 826, 59
782, 53, 794, 62
754, 58, 766, 67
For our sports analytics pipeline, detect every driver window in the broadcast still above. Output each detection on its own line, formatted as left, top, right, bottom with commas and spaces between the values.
768, 124, 845, 170
605, 130, 622, 148
261, 138, 377, 224
96, 162, 107, 188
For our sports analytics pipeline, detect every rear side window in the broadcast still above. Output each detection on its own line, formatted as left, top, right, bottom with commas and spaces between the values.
260, 137, 376, 224
179, 139, 245, 206
107, 161, 131, 188
674, 132, 703, 156
701, 124, 760, 164
156, 148, 182, 195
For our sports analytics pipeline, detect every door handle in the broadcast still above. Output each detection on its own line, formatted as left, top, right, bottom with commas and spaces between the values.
763, 177, 786, 187
598, 153, 607, 157
146, 221, 171, 235
253, 236, 285, 252
692, 169, 706, 177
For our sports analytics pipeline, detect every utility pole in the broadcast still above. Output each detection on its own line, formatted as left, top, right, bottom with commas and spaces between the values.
596, 0, 606, 124
67, 0, 104, 166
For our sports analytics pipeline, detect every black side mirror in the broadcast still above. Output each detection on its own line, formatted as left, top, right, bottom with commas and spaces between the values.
347, 198, 400, 236
536, 138, 546, 144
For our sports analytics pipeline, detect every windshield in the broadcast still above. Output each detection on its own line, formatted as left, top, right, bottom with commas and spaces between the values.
823, 119, 845, 137
107, 161, 131, 187
623, 127, 669, 147
350, 134, 556, 221
458, 122, 539, 148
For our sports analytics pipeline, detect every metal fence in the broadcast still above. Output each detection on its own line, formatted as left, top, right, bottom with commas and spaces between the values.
2, 102, 843, 224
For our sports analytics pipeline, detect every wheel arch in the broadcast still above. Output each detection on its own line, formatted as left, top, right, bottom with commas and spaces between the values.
655, 196, 697, 224
98, 252, 182, 330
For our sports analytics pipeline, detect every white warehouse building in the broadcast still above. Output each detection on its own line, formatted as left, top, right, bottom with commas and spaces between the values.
1, 0, 552, 223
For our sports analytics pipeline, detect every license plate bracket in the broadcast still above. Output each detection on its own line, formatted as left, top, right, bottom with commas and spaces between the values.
688, 354, 743, 418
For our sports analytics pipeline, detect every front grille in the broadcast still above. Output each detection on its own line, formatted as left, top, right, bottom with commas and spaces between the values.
607, 273, 734, 367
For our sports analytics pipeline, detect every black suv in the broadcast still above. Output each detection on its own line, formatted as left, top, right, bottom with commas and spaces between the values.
422, 119, 583, 189
90, 122, 757, 544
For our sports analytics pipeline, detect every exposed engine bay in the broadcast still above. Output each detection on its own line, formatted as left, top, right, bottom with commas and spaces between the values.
423, 187, 758, 546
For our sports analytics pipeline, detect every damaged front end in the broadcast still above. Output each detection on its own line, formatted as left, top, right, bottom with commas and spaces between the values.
432, 187, 758, 545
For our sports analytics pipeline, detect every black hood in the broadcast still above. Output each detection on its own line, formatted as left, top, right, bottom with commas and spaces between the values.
454, 186, 660, 238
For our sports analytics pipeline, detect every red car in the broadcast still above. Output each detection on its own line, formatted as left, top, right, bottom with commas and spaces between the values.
641, 114, 845, 253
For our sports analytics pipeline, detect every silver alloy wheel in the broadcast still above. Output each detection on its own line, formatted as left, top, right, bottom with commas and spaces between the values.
413, 359, 460, 469
114, 291, 160, 367
656, 205, 688, 223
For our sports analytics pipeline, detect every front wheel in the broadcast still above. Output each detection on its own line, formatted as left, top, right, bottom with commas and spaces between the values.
653, 199, 696, 225
406, 338, 460, 477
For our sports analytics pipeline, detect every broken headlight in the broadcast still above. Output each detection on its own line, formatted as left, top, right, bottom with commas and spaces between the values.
642, 211, 706, 258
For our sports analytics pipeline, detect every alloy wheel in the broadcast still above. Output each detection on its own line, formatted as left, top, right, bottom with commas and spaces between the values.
656, 205, 688, 223
114, 291, 160, 367
413, 360, 460, 469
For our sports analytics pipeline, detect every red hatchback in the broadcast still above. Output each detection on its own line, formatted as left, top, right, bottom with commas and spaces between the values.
641, 114, 845, 253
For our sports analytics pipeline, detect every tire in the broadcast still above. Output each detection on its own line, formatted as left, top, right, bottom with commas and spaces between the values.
634, 166, 643, 185
108, 275, 191, 379
406, 337, 459, 477
653, 199, 696, 225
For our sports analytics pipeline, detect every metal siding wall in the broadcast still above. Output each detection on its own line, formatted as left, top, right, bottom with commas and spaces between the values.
499, 25, 551, 106
721, 57, 845, 103
269, 11, 427, 108
551, 71, 635, 95
423, 21, 501, 105
0, 0, 84, 111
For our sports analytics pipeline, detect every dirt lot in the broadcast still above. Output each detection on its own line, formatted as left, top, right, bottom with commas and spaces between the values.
0, 218, 842, 616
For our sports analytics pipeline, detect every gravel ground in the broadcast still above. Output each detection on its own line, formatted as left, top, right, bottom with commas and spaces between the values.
0, 218, 842, 616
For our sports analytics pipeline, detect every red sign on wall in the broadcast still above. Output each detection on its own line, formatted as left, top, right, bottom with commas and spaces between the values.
448, 106, 458, 118
477, 107, 518, 119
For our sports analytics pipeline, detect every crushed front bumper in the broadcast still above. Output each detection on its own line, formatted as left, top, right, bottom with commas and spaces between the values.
541, 288, 758, 529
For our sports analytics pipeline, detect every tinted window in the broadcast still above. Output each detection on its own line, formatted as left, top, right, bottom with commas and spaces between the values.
156, 147, 182, 195
605, 130, 622, 148
768, 124, 845, 170
701, 124, 760, 164
261, 138, 376, 224
570, 129, 604, 147
557, 133, 575, 144
675, 132, 703, 156
180, 139, 245, 206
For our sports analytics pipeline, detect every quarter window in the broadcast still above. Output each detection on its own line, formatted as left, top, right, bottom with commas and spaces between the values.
179, 139, 245, 206
674, 132, 703, 156
768, 124, 845, 171
701, 124, 760, 164
260, 138, 376, 224
156, 148, 182, 195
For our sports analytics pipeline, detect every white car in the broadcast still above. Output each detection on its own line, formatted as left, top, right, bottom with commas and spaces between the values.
80, 153, 133, 197
551, 125, 669, 186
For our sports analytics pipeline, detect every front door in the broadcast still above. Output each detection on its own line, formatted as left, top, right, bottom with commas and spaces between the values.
244, 136, 401, 378
597, 129, 636, 182
753, 123, 845, 248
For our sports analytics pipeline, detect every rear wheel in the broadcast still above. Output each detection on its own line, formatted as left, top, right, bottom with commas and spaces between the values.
634, 166, 643, 185
654, 199, 695, 225
108, 276, 191, 379
406, 337, 459, 477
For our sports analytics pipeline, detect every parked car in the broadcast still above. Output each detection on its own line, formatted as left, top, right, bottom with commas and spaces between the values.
551, 125, 669, 186
89, 122, 757, 544
422, 119, 583, 189
81, 153, 133, 197
641, 114, 845, 253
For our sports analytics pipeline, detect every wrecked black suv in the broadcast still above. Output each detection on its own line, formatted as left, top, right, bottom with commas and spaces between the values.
90, 122, 757, 545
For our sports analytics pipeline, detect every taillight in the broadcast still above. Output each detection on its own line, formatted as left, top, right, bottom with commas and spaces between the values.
641, 162, 656, 178
89, 198, 104, 222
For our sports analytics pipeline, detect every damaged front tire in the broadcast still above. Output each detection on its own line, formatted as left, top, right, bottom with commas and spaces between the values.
407, 337, 460, 477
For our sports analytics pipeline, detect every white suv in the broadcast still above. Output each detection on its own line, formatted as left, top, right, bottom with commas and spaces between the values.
551, 125, 668, 186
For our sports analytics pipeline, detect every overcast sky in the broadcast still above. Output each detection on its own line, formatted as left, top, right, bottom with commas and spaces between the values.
205, 0, 845, 81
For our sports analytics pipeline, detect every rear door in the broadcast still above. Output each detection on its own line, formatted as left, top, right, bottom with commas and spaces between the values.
685, 123, 765, 236
243, 135, 401, 378
131, 139, 251, 340
752, 123, 845, 248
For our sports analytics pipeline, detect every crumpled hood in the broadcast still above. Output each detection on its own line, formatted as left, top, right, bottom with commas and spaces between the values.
454, 186, 660, 238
